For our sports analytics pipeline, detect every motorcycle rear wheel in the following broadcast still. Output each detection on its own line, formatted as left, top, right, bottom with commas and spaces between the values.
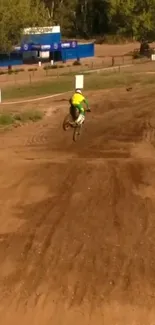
63, 114, 73, 131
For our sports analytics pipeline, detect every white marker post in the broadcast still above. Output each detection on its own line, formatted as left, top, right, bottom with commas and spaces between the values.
75, 74, 84, 90
151, 54, 155, 61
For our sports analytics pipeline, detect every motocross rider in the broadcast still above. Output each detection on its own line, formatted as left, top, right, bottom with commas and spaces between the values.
69, 89, 91, 125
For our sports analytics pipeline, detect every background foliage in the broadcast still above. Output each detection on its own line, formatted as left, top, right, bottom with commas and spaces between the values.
1, 0, 155, 51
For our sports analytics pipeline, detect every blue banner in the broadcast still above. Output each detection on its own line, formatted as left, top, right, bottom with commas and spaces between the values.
14, 41, 77, 52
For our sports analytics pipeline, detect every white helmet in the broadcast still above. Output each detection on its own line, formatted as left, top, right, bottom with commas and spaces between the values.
75, 89, 82, 94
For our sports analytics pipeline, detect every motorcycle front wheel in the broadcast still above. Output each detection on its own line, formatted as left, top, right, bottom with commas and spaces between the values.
73, 124, 82, 142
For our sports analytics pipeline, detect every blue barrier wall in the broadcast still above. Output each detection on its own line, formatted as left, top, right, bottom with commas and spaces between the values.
0, 43, 94, 67
22, 33, 61, 45
0, 53, 23, 67
62, 43, 94, 61
61, 48, 77, 61
78, 43, 94, 58
0, 59, 23, 67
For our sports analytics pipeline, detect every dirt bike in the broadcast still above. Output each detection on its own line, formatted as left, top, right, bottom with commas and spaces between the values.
63, 106, 90, 142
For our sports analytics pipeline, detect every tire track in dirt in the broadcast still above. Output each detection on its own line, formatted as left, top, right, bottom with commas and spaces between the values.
8, 161, 151, 307
142, 118, 155, 144
0, 164, 81, 305
89, 160, 150, 301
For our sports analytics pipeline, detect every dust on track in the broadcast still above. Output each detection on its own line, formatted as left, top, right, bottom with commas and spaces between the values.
1, 87, 155, 324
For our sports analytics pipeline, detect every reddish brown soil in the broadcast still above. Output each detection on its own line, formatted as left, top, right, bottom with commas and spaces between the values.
1, 87, 155, 324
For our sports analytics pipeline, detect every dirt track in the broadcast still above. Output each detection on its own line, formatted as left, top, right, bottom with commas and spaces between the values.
1, 87, 155, 324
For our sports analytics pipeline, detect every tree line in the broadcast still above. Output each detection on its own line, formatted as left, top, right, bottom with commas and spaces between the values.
0, 0, 155, 52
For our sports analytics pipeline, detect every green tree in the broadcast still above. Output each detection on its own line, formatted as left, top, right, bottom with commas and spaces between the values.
1, 0, 155, 49
0, 0, 49, 52
132, 0, 155, 41
108, 0, 155, 41
42, 0, 76, 35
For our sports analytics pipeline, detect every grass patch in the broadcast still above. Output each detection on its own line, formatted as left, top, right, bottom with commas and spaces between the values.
0, 71, 7, 75
28, 68, 37, 72
44, 65, 58, 70
85, 71, 155, 90
73, 60, 81, 66
0, 114, 15, 125
2, 70, 155, 101
0, 110, 43, 127
7, 68, 25, 75
14, 110, 43, 122
2, 77, 73, 101
44, 64, 64, 70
